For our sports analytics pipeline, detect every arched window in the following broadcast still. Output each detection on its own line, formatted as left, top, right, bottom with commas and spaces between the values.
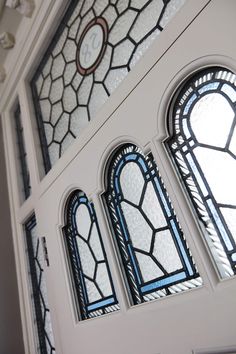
166, 67, 236, 278
64, 190, 119, 320
104, 144, 201, 305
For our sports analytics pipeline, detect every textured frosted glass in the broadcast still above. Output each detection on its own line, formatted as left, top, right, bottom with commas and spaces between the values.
102, 6, 118, 28
142, 182, 167, 228
43, 56, 53, 78
89, 225, 104, 261
69, 17, 81, 39
76, 204, 91, 239
117, 0, 129, 14
135, 251, 164, 281
39, 99, 51, 122
109, 10, 137, 45
40, 76, 51, 99
52, 28, 68, 57
94, 0, 109, 16
194, 148, 236, 205
63, 86, 77, 113
63, 39, 77, 63
64, 62, 77, 86
54, 114, 69, 142
76, 237, 95, 278
130, 1, 163, 42
131, 0, 148, 10
121, 201, 153, 252
44, 123, 53, 144
220, 208, 236, 244
120, 162, 144, 205
112, 39, 135, 67
130, 28, 161, 68
89, 84, 108, 118
222, 83, 236, 102
72, 73, 83, 91
160, 0, 186, 27
190, 93, 234, 147
79, 76, 93, 105
70, 107, 88, 136
51, 54, 65, 80
95, 46, 112, 81
85, 278, 101, 302
48, 143, 60, 166
153, 230, 182, 272
50, 78, 64, 104
81, 0, 94, 16
51, 102, 63, 125
96, 263, 112, 296
105, 68, 128, 94
68, 1, 83, 26
61, 133, 74, 155
77, 11, 94, 41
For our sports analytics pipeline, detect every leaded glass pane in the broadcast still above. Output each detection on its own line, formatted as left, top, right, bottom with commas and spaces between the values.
31, 0, 186, 172
167, 67, 236, 278
104, 144, 202, 305
14, 104, 31, 200
64, 190, 119, 320
24, 215, 56, 354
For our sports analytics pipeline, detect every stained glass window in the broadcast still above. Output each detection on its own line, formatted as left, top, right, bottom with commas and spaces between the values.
31, 0, 186, 172
104, 144, 201, 305
64, 190, 119, 320
24, 215, 56, 354
14, 104, 31, 200
167, 67, 236, 279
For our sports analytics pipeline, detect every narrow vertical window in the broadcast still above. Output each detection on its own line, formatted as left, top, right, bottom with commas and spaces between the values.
14, 104, 31, 200
64, 190, 119, 320
25, 215, 56, 353
166, 67, 236, 278
104, 144, 201, 305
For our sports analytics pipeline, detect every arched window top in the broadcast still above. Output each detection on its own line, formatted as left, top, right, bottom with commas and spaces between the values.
104, 144, 202, 305
167, 67, 236, 278
64, 190, 119, 320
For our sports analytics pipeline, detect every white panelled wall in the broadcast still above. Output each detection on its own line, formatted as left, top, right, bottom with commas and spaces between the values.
0, 1, 236, 354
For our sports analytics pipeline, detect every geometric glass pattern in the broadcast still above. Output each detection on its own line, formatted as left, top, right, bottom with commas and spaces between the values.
31, 0, 186, 172
104, 144, 202, 305
24, 215, 56, 354
14, 103, 31, 200
166, 67, 236, 279
64, 190, 119, 320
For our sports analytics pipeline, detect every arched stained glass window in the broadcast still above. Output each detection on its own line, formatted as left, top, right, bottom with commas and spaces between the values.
167, 67, 236, 279
31, 0, 186, 172
104, 144, 201, 305
64, 190, 119, 320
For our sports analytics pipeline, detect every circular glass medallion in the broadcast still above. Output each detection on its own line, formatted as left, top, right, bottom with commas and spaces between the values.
76, 18, 108, 76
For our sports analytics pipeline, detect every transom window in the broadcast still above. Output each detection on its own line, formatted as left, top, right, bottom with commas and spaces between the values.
64, 190, 119, 320
104, 144, 202, 305
31, 0, 186, 172
166, 67, 236, 278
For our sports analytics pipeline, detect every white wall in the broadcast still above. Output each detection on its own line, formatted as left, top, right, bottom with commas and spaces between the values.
0, 122, 24, 354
